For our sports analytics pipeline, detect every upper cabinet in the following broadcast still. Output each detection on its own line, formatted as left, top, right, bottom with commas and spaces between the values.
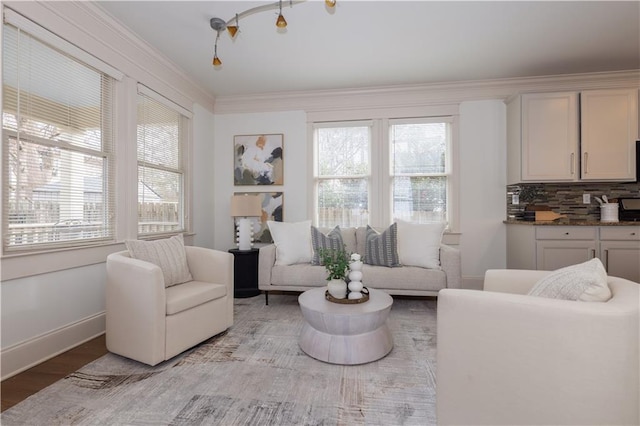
507, 88, 639, 184
580, 89, 638, 181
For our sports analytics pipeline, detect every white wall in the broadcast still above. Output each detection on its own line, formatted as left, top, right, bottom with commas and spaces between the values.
210, 103, 509, 288
459, 100, 508, 288
192, 104, 217, 249
212, 111, 308, 251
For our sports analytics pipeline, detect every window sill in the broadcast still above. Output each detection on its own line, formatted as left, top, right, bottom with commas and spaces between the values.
1, 233, 195, 281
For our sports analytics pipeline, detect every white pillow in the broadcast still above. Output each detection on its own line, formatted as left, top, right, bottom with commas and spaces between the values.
395, 220, 446, 269
125, 234, 192, 287
267, 220, 313, 266
528, 258, 611, 302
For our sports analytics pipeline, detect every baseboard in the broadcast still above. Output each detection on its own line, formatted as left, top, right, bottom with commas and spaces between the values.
1, 312, 106, 381
462, 276, 484, 290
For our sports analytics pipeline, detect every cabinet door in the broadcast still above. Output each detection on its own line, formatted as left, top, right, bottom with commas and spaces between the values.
600, 241, 640, 283
581, 89, 639, 181
521, 92, 579, 181
536, 240, 597, 271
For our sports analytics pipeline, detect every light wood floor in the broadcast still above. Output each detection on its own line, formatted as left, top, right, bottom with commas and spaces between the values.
1, 335, 108, 412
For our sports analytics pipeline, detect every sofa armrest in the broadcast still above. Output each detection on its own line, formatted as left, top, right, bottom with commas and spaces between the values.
436, 287, 640, 425
105, 251, 167, 365
258, 244, 276, 288
439, 244, 461, 289
483, 269, 550, 295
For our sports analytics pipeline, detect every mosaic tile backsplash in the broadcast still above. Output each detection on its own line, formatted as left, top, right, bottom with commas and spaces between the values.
507, 182, 640, 221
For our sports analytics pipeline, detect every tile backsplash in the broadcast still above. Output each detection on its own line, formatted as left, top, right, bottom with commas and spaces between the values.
506, 182, 640, 221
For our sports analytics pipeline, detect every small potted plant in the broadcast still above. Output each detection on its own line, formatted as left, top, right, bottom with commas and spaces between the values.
318, 247, 350, 299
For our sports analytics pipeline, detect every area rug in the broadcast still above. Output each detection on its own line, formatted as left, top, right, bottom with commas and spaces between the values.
1, 293, 438, 425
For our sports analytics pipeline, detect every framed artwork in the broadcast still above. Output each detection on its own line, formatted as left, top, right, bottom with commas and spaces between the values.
234, 134, 283, 185
234, 192, 283, 244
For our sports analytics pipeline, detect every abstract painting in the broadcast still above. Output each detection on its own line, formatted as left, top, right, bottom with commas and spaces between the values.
234, 134, 283, 185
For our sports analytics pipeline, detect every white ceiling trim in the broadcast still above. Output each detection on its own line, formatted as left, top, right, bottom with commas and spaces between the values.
214, 70, 640, 115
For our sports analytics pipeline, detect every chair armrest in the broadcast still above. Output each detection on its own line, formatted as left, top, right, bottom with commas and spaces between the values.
439, 244, 461, 289
105, 251, 166, 365
185, 246, 233, 289
483, 269, 550, 294
258, 244, 276, 288
436, 288, 640, 425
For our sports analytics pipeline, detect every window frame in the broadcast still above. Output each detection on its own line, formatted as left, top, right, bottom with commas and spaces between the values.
135, 85, 191, 238
1, 17, 118, 254
311, 113, 459, 231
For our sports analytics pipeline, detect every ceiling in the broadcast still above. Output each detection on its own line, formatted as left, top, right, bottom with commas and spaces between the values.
96, 1, 640, 98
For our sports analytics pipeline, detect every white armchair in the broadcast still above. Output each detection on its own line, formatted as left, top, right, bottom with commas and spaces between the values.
436, 269, 639, 425
106, 246, 234, 366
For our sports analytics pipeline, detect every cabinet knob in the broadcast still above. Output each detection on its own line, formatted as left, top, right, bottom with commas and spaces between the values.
564, 232, 570, 235
632, 232, 637, 236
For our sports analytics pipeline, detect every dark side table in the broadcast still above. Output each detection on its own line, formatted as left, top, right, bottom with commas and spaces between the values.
229, 248, 260, 298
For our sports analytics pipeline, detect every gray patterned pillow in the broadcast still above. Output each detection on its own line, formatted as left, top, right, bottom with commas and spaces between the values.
125, 234, 193, 287
528, 258, 611, 302
311, 226, 344, 265
365, 224, 401, 267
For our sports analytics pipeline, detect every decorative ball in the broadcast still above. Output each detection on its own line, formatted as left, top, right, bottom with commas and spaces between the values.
348, 270, 363, 282
349, 260, 363, 271
348, 292, 363, 300
348, 280, 363, 292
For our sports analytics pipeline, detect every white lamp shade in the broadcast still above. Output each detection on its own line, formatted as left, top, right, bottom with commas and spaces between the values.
230, 194, 262, 217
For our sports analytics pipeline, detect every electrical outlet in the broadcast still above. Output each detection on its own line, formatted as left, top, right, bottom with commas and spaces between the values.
583, 193, 591, 204
512, 194, 519, 205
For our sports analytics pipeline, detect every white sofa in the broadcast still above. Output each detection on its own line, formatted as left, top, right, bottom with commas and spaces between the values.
436, 269, 640, 425
258, 226, 461, 303
106, 246, 234, 366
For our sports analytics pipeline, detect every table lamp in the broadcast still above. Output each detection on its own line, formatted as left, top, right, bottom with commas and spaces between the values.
230, 194, 262, 251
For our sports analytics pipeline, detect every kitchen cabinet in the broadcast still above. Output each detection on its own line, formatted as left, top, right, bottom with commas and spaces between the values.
580, 89, 638, 181
535, 227, 597, 270
507, 92, 579, 184
507, 224, 640, 283
507, 89, 639, 184
599, 227, 640, 283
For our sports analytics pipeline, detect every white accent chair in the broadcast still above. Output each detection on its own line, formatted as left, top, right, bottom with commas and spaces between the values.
436, 269, 639, 425
106, 246, 234, 366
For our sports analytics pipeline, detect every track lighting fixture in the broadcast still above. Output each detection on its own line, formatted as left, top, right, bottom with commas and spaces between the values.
210, 0, 336, 68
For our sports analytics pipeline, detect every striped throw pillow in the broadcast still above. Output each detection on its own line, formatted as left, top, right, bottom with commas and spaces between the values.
125, 234, 193, 287
365, 224, 401, 267
311, 226, 344, 265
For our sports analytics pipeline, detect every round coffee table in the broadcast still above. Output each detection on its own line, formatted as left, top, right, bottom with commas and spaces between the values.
298, 287, 393, 365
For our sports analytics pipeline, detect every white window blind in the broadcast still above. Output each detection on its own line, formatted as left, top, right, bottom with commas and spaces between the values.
390, 118, 451, 223
314, 122, 371, 227
2, 22, 115, 251
137, 88, 186, 235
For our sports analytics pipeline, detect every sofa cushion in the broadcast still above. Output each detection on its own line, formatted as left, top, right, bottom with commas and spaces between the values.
125, 234, 193, 287
362, 264, 446, 291
268, 220, 313, 266
311, 226, 344, 265
271, 264, 329, 287
365, 224, 400, 267
165, 281, 227, 315
396, 220, 446, 269
528, 258, 611, 302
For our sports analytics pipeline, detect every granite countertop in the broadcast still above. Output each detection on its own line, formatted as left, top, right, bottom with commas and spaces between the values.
504, 219, 639, 226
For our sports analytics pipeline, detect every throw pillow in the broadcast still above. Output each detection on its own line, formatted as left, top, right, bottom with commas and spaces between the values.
527, 258, 611, 302
311, 226, 344, 265
268, 220, 313, 266
125, 234, 193, 287
365, 224, 401, 267
396, 219, 446, 269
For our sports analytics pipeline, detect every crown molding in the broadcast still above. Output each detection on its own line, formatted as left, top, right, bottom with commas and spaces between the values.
214, 70, 640, 115
4, 1, 216, 113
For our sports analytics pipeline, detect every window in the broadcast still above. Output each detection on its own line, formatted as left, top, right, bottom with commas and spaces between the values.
136, 86, 189, 236
313, 117, 453, 228
314, 123, 371, 227
2, 20, 116, 252
390, 119, 450, 223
